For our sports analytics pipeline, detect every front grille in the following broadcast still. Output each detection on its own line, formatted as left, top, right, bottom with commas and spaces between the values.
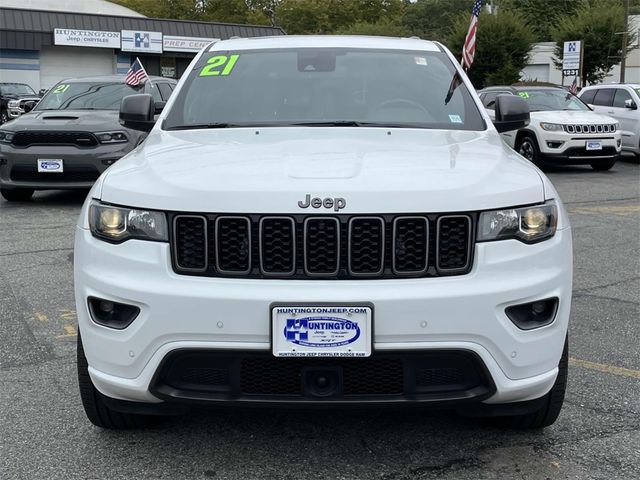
11, 131, 99, 148
171, 213, 475, 279
563, 123, 617, 134
9, 164, 100, 183
563, 146, 619, 158
152, 350, 494, 401
240, 357, 404, 395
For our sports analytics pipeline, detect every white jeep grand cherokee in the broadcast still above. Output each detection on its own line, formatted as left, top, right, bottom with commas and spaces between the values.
75, 36, 572, 429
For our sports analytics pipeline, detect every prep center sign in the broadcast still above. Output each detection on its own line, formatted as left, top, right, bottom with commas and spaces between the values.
562, 40, 582, 73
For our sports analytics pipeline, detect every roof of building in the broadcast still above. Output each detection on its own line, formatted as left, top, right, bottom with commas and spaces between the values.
0, 6, 285, 52
1, 0, 145, 17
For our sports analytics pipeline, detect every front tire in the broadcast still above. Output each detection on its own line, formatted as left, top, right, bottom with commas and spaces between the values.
77, 334, 157, 429
1, 188, 34, 202
502, 336, 568, 429
590, 158, 617, 171
516, 135, 541, 164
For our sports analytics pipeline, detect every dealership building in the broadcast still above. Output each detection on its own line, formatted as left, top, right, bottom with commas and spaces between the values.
0, 0, 284, 92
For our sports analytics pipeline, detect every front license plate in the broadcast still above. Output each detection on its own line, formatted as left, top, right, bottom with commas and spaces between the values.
37, 159, 64, 173
272, 305, 372, 357
586, 141, 602, 151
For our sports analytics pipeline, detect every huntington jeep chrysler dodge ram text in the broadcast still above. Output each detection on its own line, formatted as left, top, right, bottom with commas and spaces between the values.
75, 36, 572, 429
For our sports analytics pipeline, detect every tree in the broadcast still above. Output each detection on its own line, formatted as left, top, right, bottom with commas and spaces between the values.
497, 0, 579, 41
335, 19, 411, 37
402, 0, 474, 41
552, 0, 634, 85
274, 0, 404, 35
447, 9, 534, 88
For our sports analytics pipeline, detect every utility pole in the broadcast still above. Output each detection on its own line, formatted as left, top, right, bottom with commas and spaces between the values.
621, 0, 630, 83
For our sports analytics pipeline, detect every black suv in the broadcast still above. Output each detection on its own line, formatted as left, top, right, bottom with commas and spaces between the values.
0, 75, 176, 201
0, 83, 41, 125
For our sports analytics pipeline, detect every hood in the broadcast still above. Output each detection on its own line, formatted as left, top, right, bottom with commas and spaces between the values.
3, 93, 39, 100
100, 127, 545, 213
3, 109, 121, 132
531, 110, 617, 124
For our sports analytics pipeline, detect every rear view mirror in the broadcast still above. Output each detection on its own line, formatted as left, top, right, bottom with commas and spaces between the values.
154, 101, 166, 115
23, 101, 36, 113
120, 94, 155, 132
493, 95, 530, 133
624, 98, 637, 110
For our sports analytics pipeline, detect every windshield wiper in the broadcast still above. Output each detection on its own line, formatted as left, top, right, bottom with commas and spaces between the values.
283, 121, 365, 127
166, 123, 238, 130
276, 121, 427, 128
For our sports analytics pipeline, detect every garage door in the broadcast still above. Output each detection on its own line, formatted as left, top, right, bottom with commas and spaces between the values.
40, 46, 114, 89
521, 64, 550, 83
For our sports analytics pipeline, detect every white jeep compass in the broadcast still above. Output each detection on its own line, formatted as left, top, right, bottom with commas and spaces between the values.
75, 36, 572, 429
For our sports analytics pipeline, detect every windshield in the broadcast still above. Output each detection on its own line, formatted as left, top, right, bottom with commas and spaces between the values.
1, 84, 36, 96
164, 48, 485, 130
516, 89, 589, 112
35, 82, 143, 111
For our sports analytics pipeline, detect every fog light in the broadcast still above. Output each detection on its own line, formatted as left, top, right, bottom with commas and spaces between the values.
546, 141, 564, 149
98, 300, 115, 314
617, 139, 622, 147
88, 297, 140, 329
505, 297, 559, 330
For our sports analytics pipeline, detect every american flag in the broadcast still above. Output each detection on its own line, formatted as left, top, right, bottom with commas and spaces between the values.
569, 76, 578, 95
125, 58, 148, 87
462, 0, 483, 69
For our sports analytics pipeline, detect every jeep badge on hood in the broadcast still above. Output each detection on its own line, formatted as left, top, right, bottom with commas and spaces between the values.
297, 194, 346, 211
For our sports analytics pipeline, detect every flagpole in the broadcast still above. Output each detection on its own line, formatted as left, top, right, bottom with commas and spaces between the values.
136, 57, 154, 88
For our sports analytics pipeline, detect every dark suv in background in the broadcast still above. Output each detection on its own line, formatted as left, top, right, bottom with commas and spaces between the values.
0, 75, 176, 201
0, 83, 41, 125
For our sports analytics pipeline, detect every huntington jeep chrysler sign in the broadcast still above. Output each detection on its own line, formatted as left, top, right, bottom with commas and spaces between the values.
54, 28, 120, 48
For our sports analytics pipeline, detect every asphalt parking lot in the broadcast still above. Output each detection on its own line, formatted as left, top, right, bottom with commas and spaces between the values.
0, 160, 638, 480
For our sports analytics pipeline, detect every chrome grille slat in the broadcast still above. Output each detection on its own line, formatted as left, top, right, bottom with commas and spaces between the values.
304, 217, 340, 276
215, 216, 252, 274
173, 215, 208, 272
392, 216, 429, 275
259, 216, 296, 276
348, 217, 385, 277
436, 215, 472, 273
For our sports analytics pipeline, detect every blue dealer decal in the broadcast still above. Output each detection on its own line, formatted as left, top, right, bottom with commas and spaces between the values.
40, 161, 61, 171
284, 316, 361, 347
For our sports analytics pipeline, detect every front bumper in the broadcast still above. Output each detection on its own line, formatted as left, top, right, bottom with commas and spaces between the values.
0, 143, 132, 190
75, 226, 572, 407
538, 133, 621, 164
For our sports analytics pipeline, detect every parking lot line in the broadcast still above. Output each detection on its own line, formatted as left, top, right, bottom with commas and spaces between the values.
569, 357, 640, 380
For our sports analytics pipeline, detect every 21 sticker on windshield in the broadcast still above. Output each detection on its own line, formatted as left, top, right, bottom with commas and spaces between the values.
199, 55, 240, 77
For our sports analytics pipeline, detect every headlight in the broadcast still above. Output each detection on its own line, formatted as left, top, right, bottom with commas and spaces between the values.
89, 201, 168, 243
95, 131, 129, 144
0, 130, 14, 144
539, 122, 564, 132
478, 201, 557, 244
7, 100, 19, 108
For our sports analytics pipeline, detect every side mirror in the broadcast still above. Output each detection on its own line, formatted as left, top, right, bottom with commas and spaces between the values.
493, 95, 530, 133
23, 101, 36, 113
624, 98, 637, 110
154, 101, 166, 115
120, 94, 155, 132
